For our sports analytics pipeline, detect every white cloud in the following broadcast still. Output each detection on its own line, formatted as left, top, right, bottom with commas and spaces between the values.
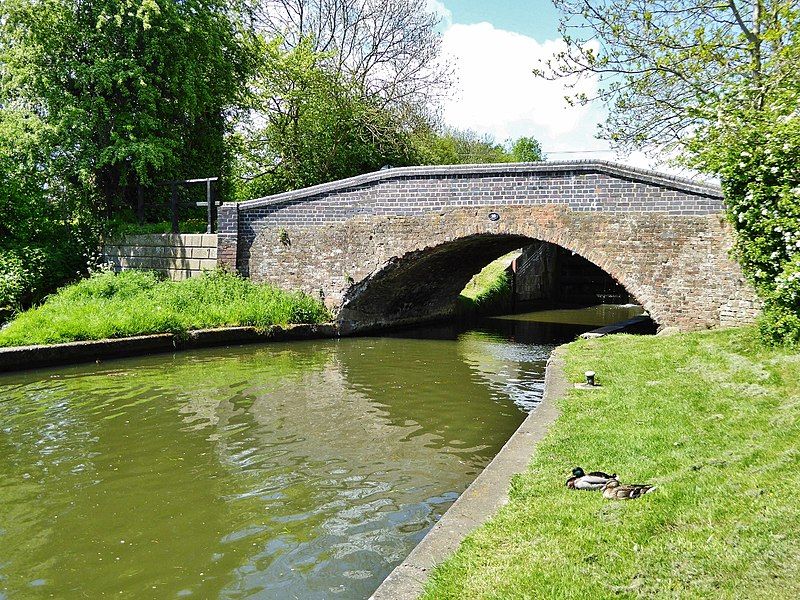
440, 23, 598, 147
438, 20, 693, 173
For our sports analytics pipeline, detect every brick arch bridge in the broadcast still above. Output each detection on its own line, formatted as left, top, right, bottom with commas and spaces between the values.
217, 161, 759, 332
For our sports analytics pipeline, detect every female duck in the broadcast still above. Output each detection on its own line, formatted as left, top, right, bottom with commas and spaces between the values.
602, 479, 656, 500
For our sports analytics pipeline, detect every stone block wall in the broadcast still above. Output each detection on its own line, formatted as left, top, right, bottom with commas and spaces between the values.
512, 243, 558, 304
103, 234, 218, 281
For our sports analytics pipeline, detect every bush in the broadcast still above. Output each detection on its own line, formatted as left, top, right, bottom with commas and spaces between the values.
690, 71, 800, 345
0, 108, 100, 317
757, 255, 800, 347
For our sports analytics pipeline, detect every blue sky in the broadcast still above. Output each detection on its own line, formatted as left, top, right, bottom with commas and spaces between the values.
443, 0, 562, 40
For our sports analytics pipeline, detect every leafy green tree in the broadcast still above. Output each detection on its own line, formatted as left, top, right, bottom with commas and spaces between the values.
542, 0, 798, 153
233, 38, 415, 198
250, 0, 451, 121
412, 127, 513, 165
510, 136, 545, 162
0, 0, 257, 312
0, 0, 255, 214
0, 108, 94, 313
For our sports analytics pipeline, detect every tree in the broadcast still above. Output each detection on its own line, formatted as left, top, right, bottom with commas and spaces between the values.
542, 0, 799, 154
233, 0, 451, 197
0, 107, 95, 312
510, 136, 545, 162
233, 38, 416, 198
411, 127, 512, 165
246, 0, 451, 118
412, 127, 546, 165
0, 0, 256, 214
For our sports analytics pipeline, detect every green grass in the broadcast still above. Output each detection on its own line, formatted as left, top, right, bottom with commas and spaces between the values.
0, 270, 331, 347
460, 251, 519, 311
422, 328, 800, 599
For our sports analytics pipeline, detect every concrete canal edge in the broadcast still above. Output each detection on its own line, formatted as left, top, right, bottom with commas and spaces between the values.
370, 346, 569, 600
0, 323, 339, 373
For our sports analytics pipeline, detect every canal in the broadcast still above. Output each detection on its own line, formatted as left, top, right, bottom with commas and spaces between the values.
0, 304, 643, 599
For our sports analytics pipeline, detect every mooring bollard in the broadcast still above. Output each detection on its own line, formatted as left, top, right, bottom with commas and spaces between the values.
574, 371, 599, 390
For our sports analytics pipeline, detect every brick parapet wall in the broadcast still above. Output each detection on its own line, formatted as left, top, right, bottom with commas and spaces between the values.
238, 165, 723, 252
239, 161, 723, 210
103, 234, 218, 281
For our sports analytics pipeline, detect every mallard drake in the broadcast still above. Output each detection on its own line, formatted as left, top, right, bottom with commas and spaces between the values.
602, 479, 656, 500
566, 467, 618, 491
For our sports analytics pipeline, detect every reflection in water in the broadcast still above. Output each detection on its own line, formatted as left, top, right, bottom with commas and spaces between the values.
492, 303, 646, 326
0, 304, 643, 599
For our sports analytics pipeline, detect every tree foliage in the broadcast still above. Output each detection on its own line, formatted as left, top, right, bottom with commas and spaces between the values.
233, 38, 416, 198
1, 0, 255, 212
510, 136, 545, 162
544, 0, 800, 343
0, 97, 97, 313
0, 0, 257, 312
233, 0, 453, 197
411, 127, 511, 165
411, 129, 545, 165
543, 0, 799, 153
690, 36, 800, 344
247, 0, 450, 117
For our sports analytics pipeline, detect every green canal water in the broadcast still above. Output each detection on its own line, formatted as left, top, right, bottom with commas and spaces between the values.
0, 305, 644, 599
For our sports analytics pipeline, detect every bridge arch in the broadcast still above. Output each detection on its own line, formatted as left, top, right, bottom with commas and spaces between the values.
218, 161, 760, 332
338, 230, 654, 331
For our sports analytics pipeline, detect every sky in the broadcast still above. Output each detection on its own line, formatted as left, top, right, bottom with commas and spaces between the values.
427, 0, 661, 169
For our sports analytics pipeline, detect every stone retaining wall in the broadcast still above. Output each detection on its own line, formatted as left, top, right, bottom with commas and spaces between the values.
103, 234, 218, 280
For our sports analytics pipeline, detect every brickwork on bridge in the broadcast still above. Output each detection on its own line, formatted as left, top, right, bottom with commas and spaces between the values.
217, 162, 760, 331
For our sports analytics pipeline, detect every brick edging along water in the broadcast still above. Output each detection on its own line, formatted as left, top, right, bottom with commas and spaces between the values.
0, 324, 339, 373
369, 347, 569, 599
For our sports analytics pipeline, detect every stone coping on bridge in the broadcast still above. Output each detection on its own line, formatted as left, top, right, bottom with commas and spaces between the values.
236, 160, 723, 210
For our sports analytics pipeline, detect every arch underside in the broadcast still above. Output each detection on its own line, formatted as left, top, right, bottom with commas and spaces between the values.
338, 233, 642, 332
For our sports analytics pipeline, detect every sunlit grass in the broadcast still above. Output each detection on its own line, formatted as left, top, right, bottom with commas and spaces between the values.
423, 328, 800, 598
0, 270, 331, 347
460, 250, 520, 309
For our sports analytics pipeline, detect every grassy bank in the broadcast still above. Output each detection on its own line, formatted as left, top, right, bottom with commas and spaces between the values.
459, 251, 519, 313
423, 328, 800, 598
0, 270, 330, 347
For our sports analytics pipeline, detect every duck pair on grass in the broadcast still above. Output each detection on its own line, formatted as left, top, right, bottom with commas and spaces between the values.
566, 467, 656, 500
